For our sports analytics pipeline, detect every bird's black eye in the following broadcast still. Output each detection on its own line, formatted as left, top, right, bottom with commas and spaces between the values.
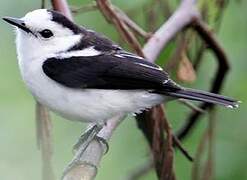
39, 29, 53, 38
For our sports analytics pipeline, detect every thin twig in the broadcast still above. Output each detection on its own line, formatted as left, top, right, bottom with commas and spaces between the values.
161, 109, 174, 180
96, 0, 144, 56
41, 0, 46, 9
165, 34, 187, 73
158, 0, 172, 17
113, 6, 151, 39
191, 129, 208, 180
191, 109, 216, 180
172, 135, 194, 162
178, 99, 205, 113
192, 20, 229, 70
202, 109, 216, 180
36, 102, 55, 180
144, 1, 157, 32
70, 2, 98, 14
136, 106, 174, 180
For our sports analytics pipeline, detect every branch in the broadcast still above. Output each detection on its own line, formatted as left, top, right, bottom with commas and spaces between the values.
51, 0, 73, 20
160, 109, 174, 179
62, 114, 125, 180
143, 0, 200, 61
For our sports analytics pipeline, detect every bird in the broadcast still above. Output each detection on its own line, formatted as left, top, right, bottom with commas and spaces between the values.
3, 9, 239, 151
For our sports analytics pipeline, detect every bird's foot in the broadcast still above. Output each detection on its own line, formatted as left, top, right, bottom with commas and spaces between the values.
95, 135, 109, 154
72, 124, 109, 155
72, 124, 101, 154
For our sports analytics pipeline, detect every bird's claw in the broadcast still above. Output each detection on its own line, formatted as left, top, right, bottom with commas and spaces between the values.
95, 136, 109, 154
72, 124, 109, 155
72, 125, 99, 154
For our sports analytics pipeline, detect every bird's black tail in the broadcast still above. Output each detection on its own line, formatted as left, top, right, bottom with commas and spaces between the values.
159, 88, 240, 108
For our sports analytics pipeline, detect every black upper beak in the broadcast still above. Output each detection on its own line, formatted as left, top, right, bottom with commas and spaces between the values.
2, 17, 32, 34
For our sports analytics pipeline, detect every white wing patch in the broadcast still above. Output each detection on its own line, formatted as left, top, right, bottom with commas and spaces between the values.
114, 52, 144, 60
114, 52, 163, 71
162, 79, 169, 84
58, 46, 101, 58
121, 53, 144, 60
135, 62, 163, 71
114, 54, 124, 58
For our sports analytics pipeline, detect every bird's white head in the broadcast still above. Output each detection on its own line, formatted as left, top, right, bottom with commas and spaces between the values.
3, 9, 83, 60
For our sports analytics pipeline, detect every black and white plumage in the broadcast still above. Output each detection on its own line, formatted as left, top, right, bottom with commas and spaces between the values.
3, 9, 239, 125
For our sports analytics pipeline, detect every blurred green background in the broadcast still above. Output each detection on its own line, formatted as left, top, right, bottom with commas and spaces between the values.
0, 0, 246, 180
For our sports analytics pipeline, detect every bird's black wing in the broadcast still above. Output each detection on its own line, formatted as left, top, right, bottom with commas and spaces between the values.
42, 53, 181, 91
42, 52, 239, 108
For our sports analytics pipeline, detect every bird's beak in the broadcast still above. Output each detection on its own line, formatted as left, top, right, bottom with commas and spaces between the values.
2, 17, 32, 34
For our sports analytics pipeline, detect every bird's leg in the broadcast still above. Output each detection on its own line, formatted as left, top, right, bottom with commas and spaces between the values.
73, 124, 109, 154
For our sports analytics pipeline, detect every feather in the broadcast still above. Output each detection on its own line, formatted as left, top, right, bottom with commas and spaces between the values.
156, 88, 239, 108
